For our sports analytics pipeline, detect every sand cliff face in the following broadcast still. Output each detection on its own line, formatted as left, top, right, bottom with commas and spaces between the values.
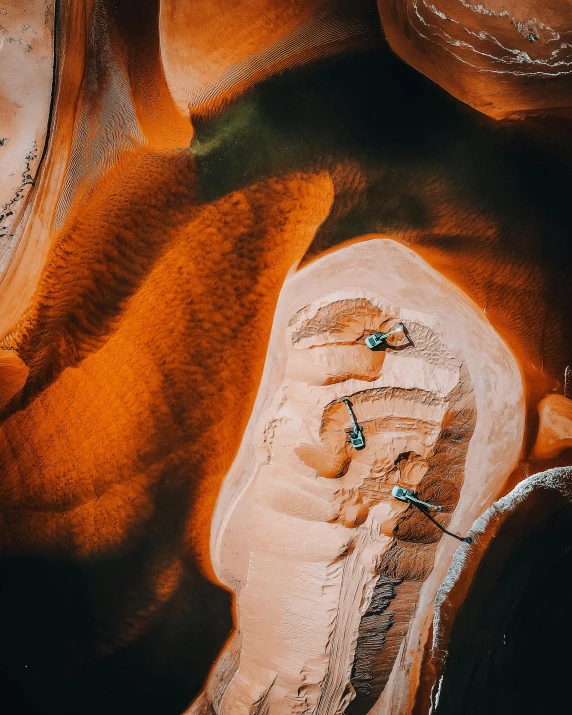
196, 239, 524, 714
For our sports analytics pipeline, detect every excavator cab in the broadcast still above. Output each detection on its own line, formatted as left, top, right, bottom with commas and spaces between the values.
343, 398, 366, 450
365, 322, 404, 350
391, 486, 443, 512
348, 426, 365, 450
392, 486, 416, 503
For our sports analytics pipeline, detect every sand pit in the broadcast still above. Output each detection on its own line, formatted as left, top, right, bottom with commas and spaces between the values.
191, 238, 525, 714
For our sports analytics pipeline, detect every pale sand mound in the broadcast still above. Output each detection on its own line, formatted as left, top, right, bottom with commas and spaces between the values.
195, 238, 524, 714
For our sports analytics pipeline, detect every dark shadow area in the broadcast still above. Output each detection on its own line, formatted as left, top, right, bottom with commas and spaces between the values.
193, 45, 572, 266
435, 489, 572, 715
0, 555, 231, 715
193, 45, 572, 380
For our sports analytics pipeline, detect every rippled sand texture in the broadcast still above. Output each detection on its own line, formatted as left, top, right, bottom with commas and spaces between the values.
159, 0, 381, 118
377, 0, 572, 119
